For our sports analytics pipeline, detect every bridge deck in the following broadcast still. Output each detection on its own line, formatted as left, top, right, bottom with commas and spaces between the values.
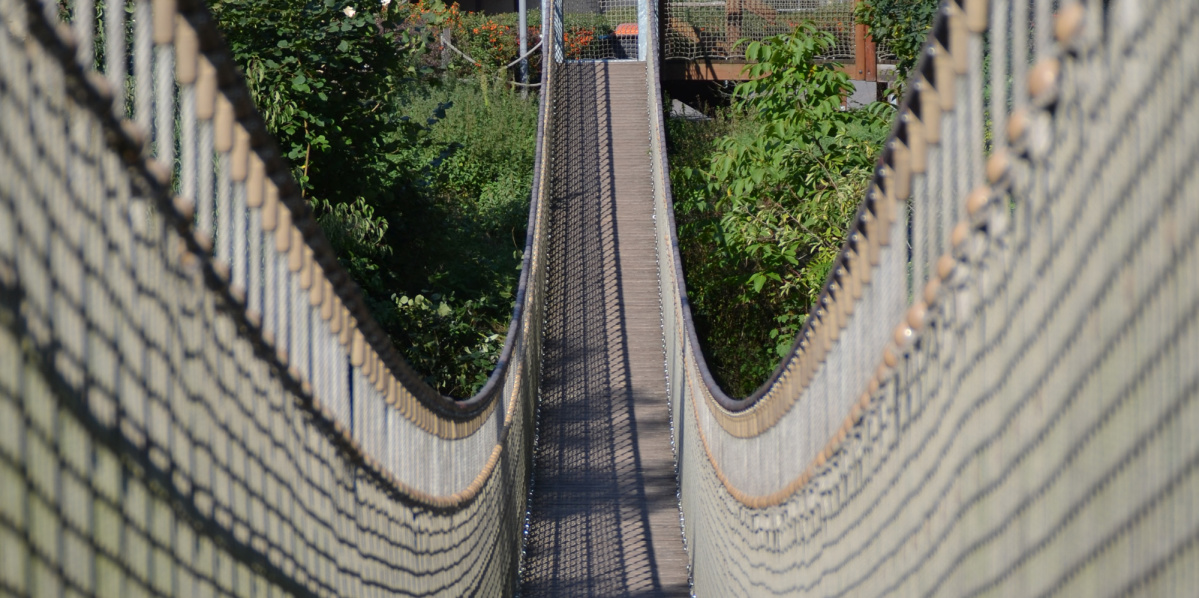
521, 61, 689, 597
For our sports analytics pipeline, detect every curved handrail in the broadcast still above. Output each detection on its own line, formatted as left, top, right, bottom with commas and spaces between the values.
39, 0, 559, 502
651, 0, 1020, 497
657, 0, 1199, 591
4, 0, 554, 589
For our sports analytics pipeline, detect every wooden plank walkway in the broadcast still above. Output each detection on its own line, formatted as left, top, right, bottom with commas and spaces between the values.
521, 61, 690, 597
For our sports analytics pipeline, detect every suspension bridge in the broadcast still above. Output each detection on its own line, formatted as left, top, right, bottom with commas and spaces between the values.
2, 0, 1197, 595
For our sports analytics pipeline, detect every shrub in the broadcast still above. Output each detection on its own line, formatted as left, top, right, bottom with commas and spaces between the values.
384, 76, 539, 396
671, 23, 892, 396
211, 0, 540, 396
210, 0, 430, 204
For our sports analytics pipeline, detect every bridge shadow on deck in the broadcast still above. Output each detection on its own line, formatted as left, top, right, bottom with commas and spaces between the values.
521, 62, 689, 597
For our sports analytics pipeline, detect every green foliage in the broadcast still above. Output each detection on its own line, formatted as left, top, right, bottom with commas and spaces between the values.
209, 0, 429, 204
403, 1, 539, 72
855, 0, 939, 90
211, 1, 539, 397
383, 76, 538, 396
315, 197, 393, 288
390, 293, 506, 394
405, 76, 538, 222
453, 9, 540, 70
671, 23, 891, 396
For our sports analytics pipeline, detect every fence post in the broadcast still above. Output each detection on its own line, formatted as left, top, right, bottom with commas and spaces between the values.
519, 0, 528, 97
854, 22, 877, 81
638, 0, 649, 59
852, 0, 877, 82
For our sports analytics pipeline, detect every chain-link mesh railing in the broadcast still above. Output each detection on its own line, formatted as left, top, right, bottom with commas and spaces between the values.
0, 0, 559, 591
649, 0, 1199, 594
6, 0, 1198, 592
558, 0, 642, 59
663, 0, 855, 62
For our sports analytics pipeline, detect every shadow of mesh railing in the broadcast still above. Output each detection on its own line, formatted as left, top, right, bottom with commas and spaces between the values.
663, 0, 855, 62
0, 0, 558, 592
648, 0, 1199, 594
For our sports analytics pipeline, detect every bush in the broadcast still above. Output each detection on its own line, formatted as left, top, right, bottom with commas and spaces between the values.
670, 23, 892, 396
404, 1, 542, 71
400, 2, 625, 74
212, 0, 540, 397
210, 0, 430, 205
384, 76, 539, 396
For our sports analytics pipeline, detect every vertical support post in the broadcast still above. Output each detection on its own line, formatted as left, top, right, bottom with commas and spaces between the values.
519, 0, 528, 97
638, 0, 649, 60
854, 23, 877, 82
851, 0, 877, 82
553, 0, 564, 62
658, 0, 665, 63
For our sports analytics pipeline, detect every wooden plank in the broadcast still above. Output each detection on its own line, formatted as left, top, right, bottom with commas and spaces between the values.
853, 22, 878, 81
522, 61, 690, 597
663, 58, 857, 81
663, 59, 754, 80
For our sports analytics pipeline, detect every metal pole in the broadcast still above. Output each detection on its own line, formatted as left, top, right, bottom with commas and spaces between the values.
519, 0, 528, 98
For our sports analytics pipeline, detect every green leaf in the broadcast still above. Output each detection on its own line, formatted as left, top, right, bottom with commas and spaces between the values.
749, 272, 768, 293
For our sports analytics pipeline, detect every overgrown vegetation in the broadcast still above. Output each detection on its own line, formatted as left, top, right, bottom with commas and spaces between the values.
385, 78, 538, 395
404, 1, 627, 70
669, 24, 892, 396
211, 0, 538, 396
666, 0, 939, 396
206, 0, 933, 397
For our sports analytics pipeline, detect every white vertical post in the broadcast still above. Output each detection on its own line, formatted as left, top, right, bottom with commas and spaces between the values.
553, 0, 563, 61
638, 0, 648, 60
519, 0, 529, 97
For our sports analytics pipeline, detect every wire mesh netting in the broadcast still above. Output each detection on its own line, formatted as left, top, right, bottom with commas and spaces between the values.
648, 0, 1199, 594
5, 0, 1199, 593
0, 0, 556, 591
0, 41, 522, 597
663, 0, 856, 61
560, 0, 642, 59
873, 34, 895, 63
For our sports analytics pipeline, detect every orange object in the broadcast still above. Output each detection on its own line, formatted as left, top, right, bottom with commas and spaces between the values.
614, 23, 638, 37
